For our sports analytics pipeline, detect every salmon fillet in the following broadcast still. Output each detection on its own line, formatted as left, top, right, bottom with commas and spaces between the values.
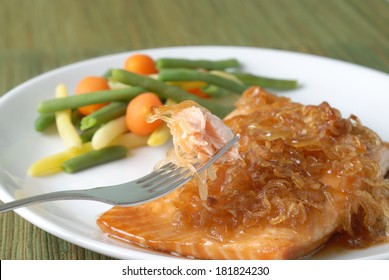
98, 87, 389, 259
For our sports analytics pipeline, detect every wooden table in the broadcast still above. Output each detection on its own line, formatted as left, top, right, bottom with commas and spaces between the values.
1, 0, 388, 259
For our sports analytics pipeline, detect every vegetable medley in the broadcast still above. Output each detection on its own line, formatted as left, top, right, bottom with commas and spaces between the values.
29, 54, 298, 176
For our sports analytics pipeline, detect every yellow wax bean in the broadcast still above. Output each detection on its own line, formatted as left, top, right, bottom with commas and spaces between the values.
147, 124, 171, 147
109, 132, 148, 150
55, 84, 82, 149
28, 142, 93, 176
92, 116, 128, 149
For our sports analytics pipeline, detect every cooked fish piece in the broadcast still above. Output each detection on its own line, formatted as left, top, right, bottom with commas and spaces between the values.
149, 100, 239, 163
98, 87, 389, 259
148, 100, 240, 200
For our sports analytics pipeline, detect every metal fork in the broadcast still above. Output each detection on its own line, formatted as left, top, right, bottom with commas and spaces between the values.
0, 134, 240, 213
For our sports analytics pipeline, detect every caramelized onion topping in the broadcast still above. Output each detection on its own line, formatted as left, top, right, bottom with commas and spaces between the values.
172, 87, 389, 243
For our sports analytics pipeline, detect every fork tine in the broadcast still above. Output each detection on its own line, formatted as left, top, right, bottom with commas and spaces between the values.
134, 162, 175, 184
140, 162, 201, 189
140, 166, 186, 189
148, 175, 193, 196
141, 134, 240, 196
145, 168, 192, 192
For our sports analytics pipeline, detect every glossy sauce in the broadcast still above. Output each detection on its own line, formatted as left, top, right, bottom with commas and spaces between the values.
169, 88, 388, 242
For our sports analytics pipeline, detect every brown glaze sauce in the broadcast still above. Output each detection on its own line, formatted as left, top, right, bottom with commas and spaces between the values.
169, 89, 389, 243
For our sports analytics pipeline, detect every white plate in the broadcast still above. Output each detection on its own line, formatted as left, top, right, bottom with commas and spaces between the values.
1, 46, 389, 260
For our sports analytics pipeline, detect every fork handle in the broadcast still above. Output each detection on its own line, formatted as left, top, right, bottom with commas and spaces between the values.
0, 190, 93, 213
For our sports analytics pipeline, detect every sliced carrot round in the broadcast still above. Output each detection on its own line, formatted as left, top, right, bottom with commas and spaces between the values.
124, 54, 158, 75
75, 76, 110, 115
126, 93, 163, 136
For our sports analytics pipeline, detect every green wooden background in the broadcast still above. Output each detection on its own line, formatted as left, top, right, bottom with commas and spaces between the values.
1, 0, 388, 259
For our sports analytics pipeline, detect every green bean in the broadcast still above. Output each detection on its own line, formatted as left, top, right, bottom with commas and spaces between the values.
34, 113, 55, 132
71, 109, 83, 128
158, 68, 248, 94
102, 68, 113, 79
79, 126, 100, 143
156, 58, 240, 70
61, 145, 128, 173
232, 72, 298, 90
111, 69, 235, 118
38, 87, 145, 114
201, 85, 236, 98
80, 102, 127, 131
